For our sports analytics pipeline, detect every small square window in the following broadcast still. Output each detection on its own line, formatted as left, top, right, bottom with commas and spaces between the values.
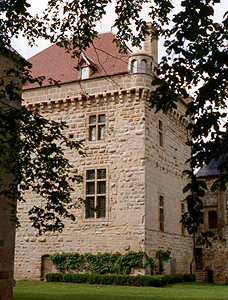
98, 169, 106, 179
87, 170, 95, 180
86, 182, 95, 195
99, 115, 105, 123
89, 116, 96, 124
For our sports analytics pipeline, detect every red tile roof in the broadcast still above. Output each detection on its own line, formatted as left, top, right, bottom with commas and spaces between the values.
23, 32, 130, 89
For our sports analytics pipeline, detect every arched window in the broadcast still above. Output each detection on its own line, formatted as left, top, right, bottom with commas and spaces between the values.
141, 60, 147, 73
131, 60, 137, 73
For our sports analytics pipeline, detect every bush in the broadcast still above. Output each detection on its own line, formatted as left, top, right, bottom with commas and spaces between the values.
86, 274, 101, 284
184, 274, 196, 282
45, 273, 64, 282
63, 273, 88, 283
99, 275, 116, 285
172, 274, 184, 283
46, 273, 194, 287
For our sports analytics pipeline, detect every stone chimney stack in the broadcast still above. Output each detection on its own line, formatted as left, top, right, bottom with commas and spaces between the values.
143, 22, 158, 66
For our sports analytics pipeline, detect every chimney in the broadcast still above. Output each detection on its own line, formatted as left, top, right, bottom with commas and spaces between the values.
143, 22, 158, 65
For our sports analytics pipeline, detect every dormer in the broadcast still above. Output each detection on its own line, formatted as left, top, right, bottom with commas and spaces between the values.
75, 53, 97, 80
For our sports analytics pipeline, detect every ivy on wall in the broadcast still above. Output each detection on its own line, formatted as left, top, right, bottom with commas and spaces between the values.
50, 250, 171, 275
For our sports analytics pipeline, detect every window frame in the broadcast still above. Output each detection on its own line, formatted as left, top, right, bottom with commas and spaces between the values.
81, 66, 90, 79
158, 120, 164, 147
181, 202, 185, 236
88, 113, 106, 142
208, 210, 217, 229
195, 248, 203, 270
131, 60, 137, 73
84, 167, 108, 221
141, 59, 147, 73
159, 195, 164, 232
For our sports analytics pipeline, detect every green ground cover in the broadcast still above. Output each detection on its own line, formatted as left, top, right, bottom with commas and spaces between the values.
14, 281, 228, 300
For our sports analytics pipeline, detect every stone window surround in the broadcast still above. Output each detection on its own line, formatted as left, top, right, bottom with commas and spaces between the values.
159, 194, 164, 232
181, 202, 185, 236
130, 58, 150, 74
88, 112, 107, 143
158, 119, 164, 147
83, 165, 109, 222
208, 210, 217, 229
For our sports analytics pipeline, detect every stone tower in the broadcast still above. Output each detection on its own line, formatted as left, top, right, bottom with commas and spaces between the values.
14, 32, 193, 280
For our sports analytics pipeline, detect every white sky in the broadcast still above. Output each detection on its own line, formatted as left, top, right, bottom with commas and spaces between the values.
12, 0, 227, 61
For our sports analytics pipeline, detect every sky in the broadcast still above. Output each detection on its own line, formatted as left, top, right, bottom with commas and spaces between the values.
12, 0, 227, 61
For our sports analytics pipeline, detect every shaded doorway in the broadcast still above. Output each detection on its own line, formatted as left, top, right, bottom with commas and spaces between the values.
41, 255, 54, 279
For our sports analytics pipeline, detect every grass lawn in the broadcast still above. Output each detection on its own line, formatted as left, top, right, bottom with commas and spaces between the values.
14, 281, 228, 300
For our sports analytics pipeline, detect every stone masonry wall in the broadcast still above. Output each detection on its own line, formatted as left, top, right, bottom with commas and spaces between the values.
195, 178, 228, 284
144, 92, 193, 273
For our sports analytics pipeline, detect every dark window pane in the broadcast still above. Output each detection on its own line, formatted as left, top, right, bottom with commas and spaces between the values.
97, 169, 106, 179
159, 132, 163, 147
98, 181, 106, 194
159, 196, 164, 207
97, 196, 106, 218
195, 248, 203, 270
99, 115, 105, 123
159, 120, 163, 131
87, 170, 95, 180
86, 197, 95, 218
160, 208, 164, 231
89, 126, 96, 141
87, 182, 95, 194
208, 211, 217, 229
89, 115, 96, 124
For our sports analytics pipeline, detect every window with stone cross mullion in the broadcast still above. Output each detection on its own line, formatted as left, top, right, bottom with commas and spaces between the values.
89, 114, 105, 141
85, 168, 106, 219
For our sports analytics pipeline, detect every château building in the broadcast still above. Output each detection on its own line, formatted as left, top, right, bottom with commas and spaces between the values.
14, 31, 194, 281
196, 158, 228, 284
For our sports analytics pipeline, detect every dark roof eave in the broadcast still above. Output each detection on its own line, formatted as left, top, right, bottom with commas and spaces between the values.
3, 46, 30, 67
197, 174, 220, 180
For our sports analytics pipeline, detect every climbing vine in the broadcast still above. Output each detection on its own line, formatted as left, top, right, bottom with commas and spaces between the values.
156, 250, 171, 275
50, 251, 159, 275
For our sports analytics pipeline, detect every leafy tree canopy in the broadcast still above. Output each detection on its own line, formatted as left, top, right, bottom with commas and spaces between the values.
0, 0, 227, 240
